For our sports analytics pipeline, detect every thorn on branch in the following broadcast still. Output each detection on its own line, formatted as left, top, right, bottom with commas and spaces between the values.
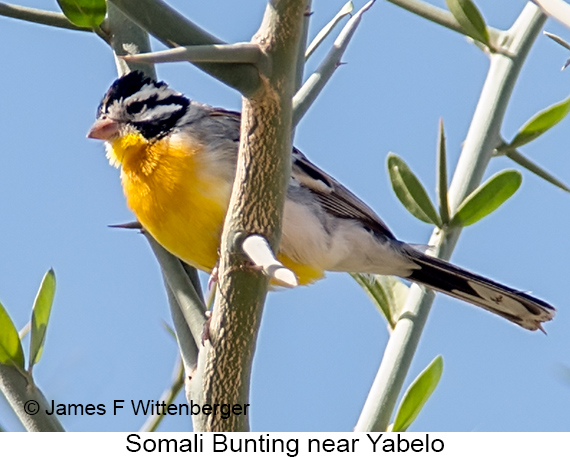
543, 31, 570, 69
108, 221, 144, 230
241, 235, 298, 288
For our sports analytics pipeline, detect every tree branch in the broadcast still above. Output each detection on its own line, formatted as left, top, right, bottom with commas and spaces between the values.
293, 0, 374, 126
122, 43, 269, 74
189, 0, 308, 432
0, 2, 89, 31
0, 365, 64, 431
355, 3, 547, 432
385, 0, 501, 42
109, 0, 261, 96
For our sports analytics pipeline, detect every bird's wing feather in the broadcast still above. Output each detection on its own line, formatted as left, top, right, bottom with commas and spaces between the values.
291, 149, 396, 239
206, 108, 396, 239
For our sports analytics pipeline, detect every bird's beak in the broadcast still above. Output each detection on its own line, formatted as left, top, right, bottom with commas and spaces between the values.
87, 117, 119, 140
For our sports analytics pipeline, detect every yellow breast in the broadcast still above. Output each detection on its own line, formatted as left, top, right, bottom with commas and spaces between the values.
107, 132, 325, 285
110, 133, 228, 272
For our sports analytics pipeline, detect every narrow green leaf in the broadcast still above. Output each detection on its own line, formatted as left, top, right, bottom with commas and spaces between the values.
57, 0, 106, 28
305, 1, 354, 60
29, 269, 56, 368
451, 170, 522, 227
0, 301, 25, 369
436, 119, 450, 224
509, 96, 570, 149
506, 149, 570, 193
392, 355, 443, 432
445, 0, 490, 45
387, 153, 442, 227
352, 274, 409, 328
161, 320, 177, 340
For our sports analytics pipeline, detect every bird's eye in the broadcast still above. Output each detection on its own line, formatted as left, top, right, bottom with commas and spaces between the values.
127, 101, 145, 115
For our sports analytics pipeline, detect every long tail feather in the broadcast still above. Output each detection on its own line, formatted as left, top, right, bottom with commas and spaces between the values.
401, 246, 556, 331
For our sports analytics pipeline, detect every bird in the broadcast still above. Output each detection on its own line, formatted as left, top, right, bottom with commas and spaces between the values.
87, 71, 555, 332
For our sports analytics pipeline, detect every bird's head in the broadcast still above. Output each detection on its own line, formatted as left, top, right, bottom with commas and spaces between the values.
87, 71, 190, 143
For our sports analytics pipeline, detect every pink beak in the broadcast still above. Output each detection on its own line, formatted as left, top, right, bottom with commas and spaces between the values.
87, 117, 120, 140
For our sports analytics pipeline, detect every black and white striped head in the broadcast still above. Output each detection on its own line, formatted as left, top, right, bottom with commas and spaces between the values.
88, 71, 190, 141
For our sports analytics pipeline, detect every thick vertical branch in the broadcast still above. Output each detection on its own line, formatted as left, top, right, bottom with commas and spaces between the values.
191, 0, 307, 432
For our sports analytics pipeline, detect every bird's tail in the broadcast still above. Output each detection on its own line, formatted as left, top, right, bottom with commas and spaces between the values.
401, 245, 555, 331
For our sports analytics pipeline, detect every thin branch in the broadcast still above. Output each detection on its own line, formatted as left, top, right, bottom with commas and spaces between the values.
355, 3, 547, 432
0, 2, 89, 31
146, 235, 207, 348
123, 43, 269, 73
109, 0, 261, 96
18, 321, 31, 340
293, 0, 374, 126
385, 0, 464, 34
305, 0, 353, 60
163, 276, 200, 376
386, 0, 501, 41
0, 2, 110, 43
140, 356, 185, 432
0, 365, 64, 432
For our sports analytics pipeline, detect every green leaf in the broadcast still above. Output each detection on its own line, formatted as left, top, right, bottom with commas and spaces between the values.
392, 355, 443, 432
161, 320, 177, 340
0, 301, 25, 369
446, 0, 490, 46
351, 274, 409, 328
451, 170, 522, 227
305, 1, 354, 60
387, 153, 442, 227
436, 119, 450, 224
29, 269, 56, 369
509, 96, 570, 149
57, 0, 106, 28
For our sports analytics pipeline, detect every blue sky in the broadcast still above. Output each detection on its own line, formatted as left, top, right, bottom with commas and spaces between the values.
1, 0, 569, 432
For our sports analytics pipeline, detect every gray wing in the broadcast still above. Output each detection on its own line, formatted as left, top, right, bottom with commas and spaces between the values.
291, 149, 396, 240
203, 108, 395, 240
